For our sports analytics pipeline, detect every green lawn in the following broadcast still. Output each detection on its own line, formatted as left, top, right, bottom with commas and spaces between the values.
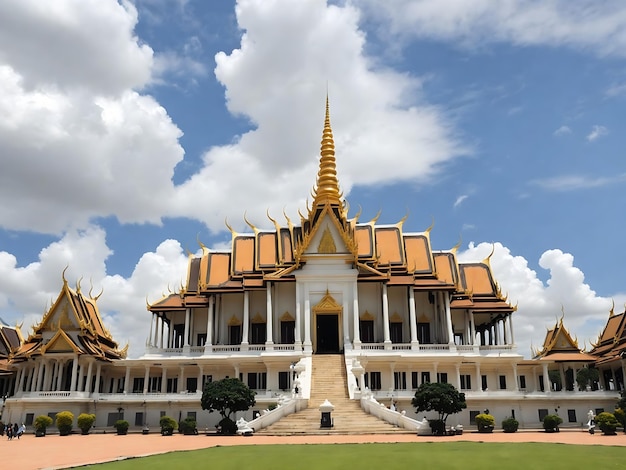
87, 442, 626, 469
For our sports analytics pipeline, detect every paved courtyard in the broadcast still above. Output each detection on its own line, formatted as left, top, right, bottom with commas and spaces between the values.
2, 430, 625, 470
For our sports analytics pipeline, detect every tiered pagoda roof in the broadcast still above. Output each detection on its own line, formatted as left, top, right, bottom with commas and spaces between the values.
12, 272, 126, 363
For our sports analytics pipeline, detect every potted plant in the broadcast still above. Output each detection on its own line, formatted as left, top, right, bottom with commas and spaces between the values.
179, 417, 198, 435
502, 417, 519, 433
542, 414, 562, 432
596, 412, 618, 435
159, 416, 178, 436
34, 415, 53, 437
77, 413, 96, 435
56, 411, 74, 436
113, 419, 129, 435
427, 419, 445, 436
475, 413, 495, 433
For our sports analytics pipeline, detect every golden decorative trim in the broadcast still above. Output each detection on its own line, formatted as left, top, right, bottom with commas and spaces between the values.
390, 312, 403, 323
360, 310, 375, 321
318, 227, 337, 253
227, 315, 242, 326
313, 292, 342, 313
280, 311, 295, 321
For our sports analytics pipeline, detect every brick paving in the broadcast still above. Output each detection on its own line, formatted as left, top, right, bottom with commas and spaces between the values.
2, 430, 625, 470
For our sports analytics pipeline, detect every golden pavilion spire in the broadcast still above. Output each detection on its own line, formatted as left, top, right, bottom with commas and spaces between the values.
312, 96, 342, 207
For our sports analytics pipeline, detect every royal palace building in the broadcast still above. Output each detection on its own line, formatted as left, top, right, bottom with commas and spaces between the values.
2, 100, 622, 433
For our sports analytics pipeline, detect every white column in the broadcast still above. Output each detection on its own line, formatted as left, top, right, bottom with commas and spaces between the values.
409, 287, 418, 349
70, 354, 79, 392
342, 294, 349, 348
454, 364, 461, 390
15, 367, 25, 394
352, 282, 361, 347
382, 283, 391, 347
508, 313, 515, 345
124, 366, 131, 394
36, 361, 45, 392
241, 291, 250, 347
178, 366, 185, 393
469, 310, 477, 347
205, 296, 214, 353
295, 285, 302, 345
304, 285, 312, 349
266, 282, 274, 346
197, 366, 203, 393
161, 367, 168, 393
85, 360, 94, 394
443, 293, 454, 346
95, 363, 102, 394
475, 363, 482, 392
42, 360, 51, 391
159, 315, 165, 348
184, 308, 191, 348
143, 366, 150, 394
149, 312, 155, 347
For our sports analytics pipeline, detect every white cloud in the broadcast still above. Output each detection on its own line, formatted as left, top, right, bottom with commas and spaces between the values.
531, 173, 626, 191
606, 82, 626, 97
587, 124, 608, 141
454, 194, 469, 208
360, 1, 626, 58
553, 125, 572, 136
0, 0, 468, 235
458, 242, 617, 357
0, 0, 184, 234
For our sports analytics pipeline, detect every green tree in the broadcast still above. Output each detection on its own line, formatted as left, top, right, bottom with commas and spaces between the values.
411, 382, 467, 426
201, 378, 256, 435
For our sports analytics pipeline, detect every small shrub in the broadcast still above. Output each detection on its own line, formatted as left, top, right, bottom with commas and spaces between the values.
543, 414, 563, 432
502, 417, 519, 433
267, 403, 278, 411
475, 413, 495, 432
179, 417, 198, 435
596, 412, 618, 435
159, 416, 178, 436
113, 419, 129, 435
56, 411, 74, 436
34, 415, 53, 436
218, 417, 237, 435
77, 413, 96, 435
428, 419, 445, 436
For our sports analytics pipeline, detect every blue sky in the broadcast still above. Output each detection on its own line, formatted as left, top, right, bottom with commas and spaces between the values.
1, 0, 625, 358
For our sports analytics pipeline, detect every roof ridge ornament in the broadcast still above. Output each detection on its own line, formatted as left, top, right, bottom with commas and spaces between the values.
311, 95, 342, 208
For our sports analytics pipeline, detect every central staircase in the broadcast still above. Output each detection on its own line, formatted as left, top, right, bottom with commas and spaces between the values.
256, 354, 408, 435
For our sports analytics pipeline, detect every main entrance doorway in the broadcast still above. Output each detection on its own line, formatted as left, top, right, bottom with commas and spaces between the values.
316, 314, 340, 353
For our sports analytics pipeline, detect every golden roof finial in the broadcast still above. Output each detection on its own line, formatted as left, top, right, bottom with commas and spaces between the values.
312, 95, 341, 207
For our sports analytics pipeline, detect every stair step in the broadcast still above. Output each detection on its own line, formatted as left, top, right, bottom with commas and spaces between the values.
256, 354, 406, 436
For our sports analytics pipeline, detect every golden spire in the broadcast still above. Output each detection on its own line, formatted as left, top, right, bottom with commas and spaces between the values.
312, 96, 341, 207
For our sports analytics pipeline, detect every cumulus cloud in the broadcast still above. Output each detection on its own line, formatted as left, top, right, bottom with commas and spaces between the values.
587, 125, 608, 141
0, 0, 184, 234
360, 0, 626, 58
458, 242, 617, 357
0, 0, 467, 236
